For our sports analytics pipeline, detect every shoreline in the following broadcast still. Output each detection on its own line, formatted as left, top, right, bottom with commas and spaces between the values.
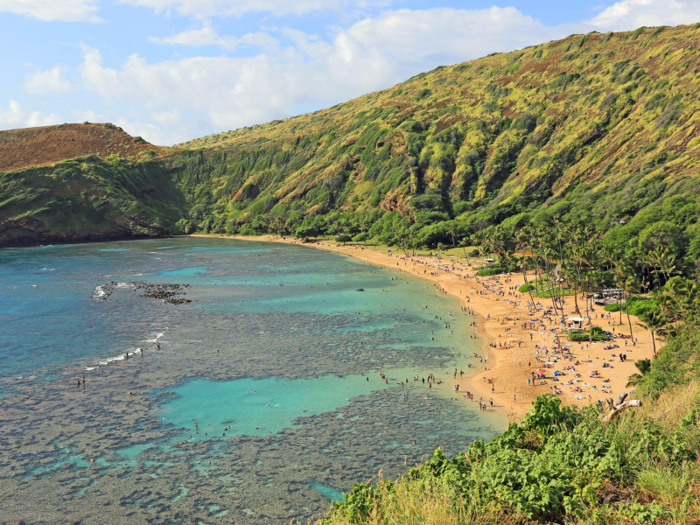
198, 234, 661, 421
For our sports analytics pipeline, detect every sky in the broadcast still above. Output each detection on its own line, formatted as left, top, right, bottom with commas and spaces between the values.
1, 0, 700, 145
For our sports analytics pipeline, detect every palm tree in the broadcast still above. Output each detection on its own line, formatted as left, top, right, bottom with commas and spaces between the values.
516, 226, 537, 305
657, 276, 698, 327
447, 222, 457, 250
612, 254, 640, 344
644, 246, 678, 288
626, 359, 652, 387
636, 308, 666, 356
458, 236, 471, 260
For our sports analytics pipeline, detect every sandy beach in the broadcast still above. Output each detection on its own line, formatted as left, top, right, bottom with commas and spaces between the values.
197, 235, 660, 421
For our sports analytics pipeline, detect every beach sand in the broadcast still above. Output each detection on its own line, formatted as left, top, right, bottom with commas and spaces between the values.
196, 235, 660, 421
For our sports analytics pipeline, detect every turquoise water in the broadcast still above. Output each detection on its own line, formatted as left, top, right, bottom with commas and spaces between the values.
0, 237, 505, 524
309, 480, 345, 503
158, 374, 387, 441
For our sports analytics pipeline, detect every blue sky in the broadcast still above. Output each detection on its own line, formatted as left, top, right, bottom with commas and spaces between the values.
1, 0, 699, 145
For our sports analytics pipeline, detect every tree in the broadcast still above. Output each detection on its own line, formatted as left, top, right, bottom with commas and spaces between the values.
458, 236, 471, 260
613, 258, 640, 344
644, 246, 678, 287
295, 224, 319, 241
353, 232, 369, 245
516, 226, 537, 306
626, 359, 652, 387
657, 276, 699, 326
175, 218, 195, 234
637, 308, 666, 356
395, 219, 419, 256
638, 220, 684, 257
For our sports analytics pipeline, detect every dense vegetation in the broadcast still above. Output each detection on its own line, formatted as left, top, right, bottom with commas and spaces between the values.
6, 25, 700, 254
165, 23, 700, 271
0, 153, 185, 245
318, 219, 700, 525
322, 388, 699, 525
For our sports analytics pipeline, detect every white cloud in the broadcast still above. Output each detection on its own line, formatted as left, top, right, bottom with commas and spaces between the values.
0, 100, 63, 129
339, 7, 550, 66
588, 0, 700, 31
24, 2, 700, 144
71, 108, 106, 123
78, 44, 305, 135
120, 0, 393, 18
71, 7, 555, 143
149, 23, 280, 51
25, 65, 72, 94
0, 0, 102, 22
115, 117, 185, 145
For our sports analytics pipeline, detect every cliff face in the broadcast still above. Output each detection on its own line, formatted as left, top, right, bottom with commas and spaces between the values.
173, 24, 700, 237
4, 24, 700, 248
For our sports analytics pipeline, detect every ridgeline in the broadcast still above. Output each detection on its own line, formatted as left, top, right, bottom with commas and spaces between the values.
0, 123, 180, 245
3, 24, 700, 251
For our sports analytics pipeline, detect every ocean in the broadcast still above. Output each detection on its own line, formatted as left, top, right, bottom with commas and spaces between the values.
0, 237, 505, 524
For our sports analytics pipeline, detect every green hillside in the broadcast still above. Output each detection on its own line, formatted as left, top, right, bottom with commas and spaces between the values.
4, 23, 700, 256
170, 24, 700, 257
0, 154, 185, 245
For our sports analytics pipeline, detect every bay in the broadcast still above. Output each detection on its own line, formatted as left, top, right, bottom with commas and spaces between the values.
0, 237, 505, 524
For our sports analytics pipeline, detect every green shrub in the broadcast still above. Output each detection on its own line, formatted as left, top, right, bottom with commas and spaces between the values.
519, 283, 535, 293
569, 326, 608, 341
628, 299, 659, 317
335, 234, 352, 244
604, 303, 624, 312
239, 223, 257, 235
476, 268, 503, 276
327, 395, 696, 524
138, 149, 157, 159
174, 218, 194, 234
414, 88, 432, 101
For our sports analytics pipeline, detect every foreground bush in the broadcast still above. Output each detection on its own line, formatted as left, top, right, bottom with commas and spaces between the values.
320, 394, 700, 525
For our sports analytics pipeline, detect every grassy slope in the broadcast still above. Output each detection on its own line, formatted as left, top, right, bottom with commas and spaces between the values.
0, 123, 167, 172
320, 385, 700, 525
175, 24, 700, 237
0, 155, 186, 246
0, 123, 185, 246
5, 25, 700, 247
